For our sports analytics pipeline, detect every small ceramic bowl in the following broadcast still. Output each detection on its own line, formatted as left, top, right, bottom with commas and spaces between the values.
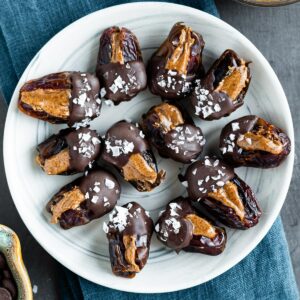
0, 225, 32, 300
234, 0, 299, 6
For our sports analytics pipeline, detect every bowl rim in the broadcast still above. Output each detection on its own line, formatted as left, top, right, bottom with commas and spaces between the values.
3, 2, 295, 293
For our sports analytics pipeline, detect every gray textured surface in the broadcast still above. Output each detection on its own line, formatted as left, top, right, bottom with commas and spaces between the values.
0, 1, 299, 299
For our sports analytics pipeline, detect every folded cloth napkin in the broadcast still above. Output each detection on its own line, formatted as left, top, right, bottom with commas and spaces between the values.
0, 1, 299, 299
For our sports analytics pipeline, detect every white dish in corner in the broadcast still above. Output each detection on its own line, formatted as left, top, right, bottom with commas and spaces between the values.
3, 2, 294, 293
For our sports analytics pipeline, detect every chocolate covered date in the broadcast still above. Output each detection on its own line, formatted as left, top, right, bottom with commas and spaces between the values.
155, 197, 226, 255
101, 121, 165, 192
191, 49, 251, 120
180, 157, 261, 229
36, 127, 101, 175
220, 115, 291, 168
47, 168, 120, 229
18, 72, 101, 127
148, 22, 205, 100
0, 253, 17, 300
140, 102, 205, 163
96, 26, 147, 104
103, 202, 153, 278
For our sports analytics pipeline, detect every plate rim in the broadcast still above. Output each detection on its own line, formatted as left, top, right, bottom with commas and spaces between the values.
3, 1, 295, 293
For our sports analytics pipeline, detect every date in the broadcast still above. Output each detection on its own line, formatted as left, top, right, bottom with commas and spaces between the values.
147, 22, 205, 100
18, 72, 101, 127
47, 168, 120, 229
101, 121, 165, 192
219, 115, 291, 168
140, 102, 205, 163
190, 49, 251, 120
155, 197, 226, 255
103, 202, 153, 278
180, 156, 261, 229
36, 127, 101, 175
96, 26, 147, 104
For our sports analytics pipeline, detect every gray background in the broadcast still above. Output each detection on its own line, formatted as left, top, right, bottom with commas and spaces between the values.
0, 1, 299, 299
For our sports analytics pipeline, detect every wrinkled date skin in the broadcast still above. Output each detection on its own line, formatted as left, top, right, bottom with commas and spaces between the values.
0, 253, 17, 300
36, 127, 101, 175
47, 168, 120, 229
220, 115, 291, 168
190, 49, 251, 120
155, 197, 226, 255
101, 121, 165, 192
104, 202, 153, 278
140, 102, 205, 163
180, 156, 261, 229
96, 26, 147, 104
18, 71, 101, 127
147, 22, 205, 100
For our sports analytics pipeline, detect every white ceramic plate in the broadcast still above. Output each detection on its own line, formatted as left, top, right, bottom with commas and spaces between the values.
3, 2, 294, 293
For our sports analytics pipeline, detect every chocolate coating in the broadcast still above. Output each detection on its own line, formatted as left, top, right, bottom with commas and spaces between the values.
96, 27, 147, 104
47, 168, 120, 229
18, 72, 101, 126
190, 49, 251, 120
140, 102, 205, 163
197, 176, 262, 229
155, 197, 227, 255
104, 202, 153, 278
0, 253, 17, 300
148, 23, 205, 100
101, 121, 165, 191
181, 157, 234, 200
69, 72, 101, 127
181, 156, 261, 229
219, 115, 291, 168
37, 127, 101, 174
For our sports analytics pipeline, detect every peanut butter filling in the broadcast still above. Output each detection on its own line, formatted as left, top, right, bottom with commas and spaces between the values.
123, 235, 140, 273
111, 31, 124, 64
153, 103, 184, 132
165, 27, 195, 75
50, 187, 85, 223
20, 88, 70, 119
215, 63, 248, 100
237, 132, 283, 155
208, 181, 245, 221
122, 153, 158, 185
36, 148, 70, 175
185, 214, 216, 239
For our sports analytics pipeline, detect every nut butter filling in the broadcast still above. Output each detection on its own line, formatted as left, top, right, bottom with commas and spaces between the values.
123, 235, 140, 273
111, 31, 124, 64
208, 181, 245, 221
237, 132, 283, 155
185, 214, 216, 239
215, 63, 249, 101
50, 187, 85, 223
20, 88, 70, 119
122, 153, 158, 185
153, 103, 184, 132
36, 148, 70, 175
165, 27, 195, 75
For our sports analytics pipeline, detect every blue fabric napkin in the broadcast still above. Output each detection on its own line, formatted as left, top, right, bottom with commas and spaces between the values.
0, 1, 299, 299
